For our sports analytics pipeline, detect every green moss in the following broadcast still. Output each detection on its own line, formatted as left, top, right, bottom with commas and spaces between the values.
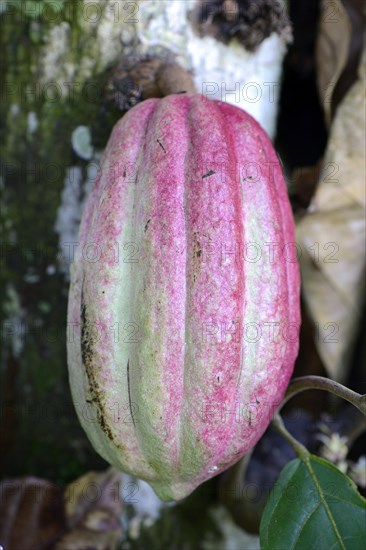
0, 6, 120, 482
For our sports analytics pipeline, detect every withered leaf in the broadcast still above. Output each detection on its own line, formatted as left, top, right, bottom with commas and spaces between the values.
56, 468, 123, 549
296, 49, 366, 382
0, 468, 124, 550
0, 477, 65, 550
316, 0, 364, 126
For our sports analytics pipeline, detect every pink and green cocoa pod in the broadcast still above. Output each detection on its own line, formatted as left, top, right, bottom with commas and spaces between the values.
67, 93, 301, 501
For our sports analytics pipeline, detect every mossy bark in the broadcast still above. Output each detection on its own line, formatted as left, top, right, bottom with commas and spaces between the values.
0, 2, 287, 547
0, 0, 287, 485
0, 1, 121, 482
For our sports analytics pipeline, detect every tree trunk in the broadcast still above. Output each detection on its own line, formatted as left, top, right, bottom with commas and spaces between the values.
0, 0, 288, 484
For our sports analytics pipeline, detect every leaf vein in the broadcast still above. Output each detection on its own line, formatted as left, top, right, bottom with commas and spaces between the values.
305, 458, 346, 550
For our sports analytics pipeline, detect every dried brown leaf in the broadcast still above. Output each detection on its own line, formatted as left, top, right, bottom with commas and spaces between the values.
331, 0, 365, 117
316, 0, 364, 126
0, 477, 65, 550
56, 468, 123, 549
0, 468, 124, 550
316, 0, 351, 126
296, 49, 366, 382
64, 468, 121, 527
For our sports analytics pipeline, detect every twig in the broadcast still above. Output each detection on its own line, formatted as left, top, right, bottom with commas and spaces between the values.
271, 413, 310, 460
280, 376, 366, 416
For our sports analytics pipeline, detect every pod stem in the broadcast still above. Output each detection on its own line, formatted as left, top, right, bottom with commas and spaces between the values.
271, 376, 366, 460
271, 412, 310, 461
107, 56, 196, 111
280, 376, 366, 417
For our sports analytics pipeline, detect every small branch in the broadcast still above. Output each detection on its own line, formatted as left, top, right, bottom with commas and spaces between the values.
271, 377, 366, 478
271, 413, 310, 461
280, 376, 366, 416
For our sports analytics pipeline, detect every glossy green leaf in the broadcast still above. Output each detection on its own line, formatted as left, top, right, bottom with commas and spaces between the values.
260, 455, 366, 550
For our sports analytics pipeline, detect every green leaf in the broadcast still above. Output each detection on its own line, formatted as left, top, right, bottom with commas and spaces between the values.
260, 455, 366, 550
